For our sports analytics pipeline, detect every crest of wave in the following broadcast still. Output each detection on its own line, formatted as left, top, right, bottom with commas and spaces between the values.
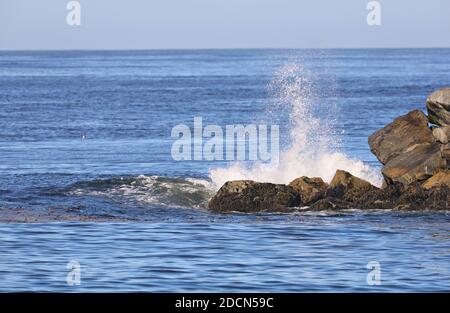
209, 64, 382, 189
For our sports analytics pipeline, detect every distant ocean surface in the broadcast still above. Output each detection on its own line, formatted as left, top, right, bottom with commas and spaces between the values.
0, 49, 449, 291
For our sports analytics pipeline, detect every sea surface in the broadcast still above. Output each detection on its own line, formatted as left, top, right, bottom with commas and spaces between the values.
0, 49, 449, 291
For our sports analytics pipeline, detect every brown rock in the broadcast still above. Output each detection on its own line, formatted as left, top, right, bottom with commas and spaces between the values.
422, 170, 450, 189
208, 180, 300, 213
288, 176, 328, 205
368, 110, 435, 165
426, 87, 450, 126
328, 170, 379, 203
441, 144, 450, 165
432, 126, 450, 144
382, 143, 446, 187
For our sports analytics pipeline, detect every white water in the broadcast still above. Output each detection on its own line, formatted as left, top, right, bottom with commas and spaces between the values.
209, 64, 382, 188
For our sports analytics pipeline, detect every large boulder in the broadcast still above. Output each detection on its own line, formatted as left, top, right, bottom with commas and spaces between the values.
368, 110, 435, 165
426, 87, 450, 126
382, 143, 446, 187
327, 170, 379, 203
208, 180, 300, 213
288, 176, 328, 205
422, 170, 450, 189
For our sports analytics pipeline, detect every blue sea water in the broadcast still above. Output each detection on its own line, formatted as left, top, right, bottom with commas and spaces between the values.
0, 49, 449, 291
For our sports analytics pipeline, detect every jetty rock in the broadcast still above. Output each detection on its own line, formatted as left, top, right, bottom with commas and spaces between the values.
288, 176, 328, 205
208, 169, 450, 212
426, 87, 450, 126
208, 180, 300, 213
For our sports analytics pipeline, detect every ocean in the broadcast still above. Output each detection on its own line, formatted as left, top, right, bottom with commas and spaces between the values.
0, 49, 449, 291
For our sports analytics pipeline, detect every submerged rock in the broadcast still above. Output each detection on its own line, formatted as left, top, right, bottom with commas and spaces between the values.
381, 143, 446, 187
288, 176, 328, 205
208, 180, 300, 213
426, 87, 450, 126
327, 170, 379, 203
368, 110, 435, 165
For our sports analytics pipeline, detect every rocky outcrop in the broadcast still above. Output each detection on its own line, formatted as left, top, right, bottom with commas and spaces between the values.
368, 105, 449, 188
288, 176, 328, 205
368, 110, 434, 165
208, 180, 300, 213
208, 172, 449, 213
208, 88, 450, 213
426, 87, 450, 126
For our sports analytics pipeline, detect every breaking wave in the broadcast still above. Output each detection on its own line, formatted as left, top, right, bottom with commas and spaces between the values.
68, 175, 215, 209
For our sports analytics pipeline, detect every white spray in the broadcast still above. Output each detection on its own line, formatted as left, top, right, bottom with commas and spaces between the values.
209, 64, 382, 188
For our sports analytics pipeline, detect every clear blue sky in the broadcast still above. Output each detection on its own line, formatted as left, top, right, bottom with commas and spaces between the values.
1, 0, 450, 50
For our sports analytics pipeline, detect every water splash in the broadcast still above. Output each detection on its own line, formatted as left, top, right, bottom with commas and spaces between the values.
209, 64, 382, 188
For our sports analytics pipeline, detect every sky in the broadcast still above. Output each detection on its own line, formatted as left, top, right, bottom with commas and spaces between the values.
1, 0, 450, 50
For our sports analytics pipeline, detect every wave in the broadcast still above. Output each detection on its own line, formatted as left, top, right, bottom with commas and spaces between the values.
209, 63, 382, 188
68, 175, 215, 209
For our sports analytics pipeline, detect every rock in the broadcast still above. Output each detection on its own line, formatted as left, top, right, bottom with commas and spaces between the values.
288, 176, 328, 205
422, 170, 450, 189
432, 125, 450, 144
353, 180, 450, 211
394, 183, 450, 211
382, 143, 446, 187
354, 182, 404, 210
441, 144, 450, 165
208, 180, 301, 213
327, 170, 379, 203
368, 110, 435, 165
308, 197, 354, 211
426, 87, 450, 126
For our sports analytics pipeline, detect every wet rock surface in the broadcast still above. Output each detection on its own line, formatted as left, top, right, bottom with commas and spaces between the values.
208, 180, 300, 213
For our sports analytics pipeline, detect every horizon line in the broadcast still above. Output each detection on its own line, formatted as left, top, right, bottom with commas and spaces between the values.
1, 46, 450, 52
